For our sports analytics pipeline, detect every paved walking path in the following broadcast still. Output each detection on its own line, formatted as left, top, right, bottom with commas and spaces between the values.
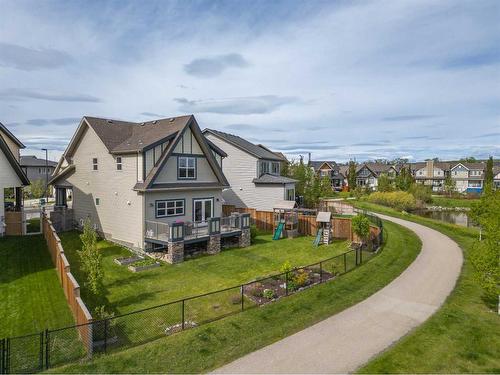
216, 214, 463, 374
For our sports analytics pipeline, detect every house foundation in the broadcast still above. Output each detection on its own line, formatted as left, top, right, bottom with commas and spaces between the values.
166, 241, 184, 264
207, 234, 221, 254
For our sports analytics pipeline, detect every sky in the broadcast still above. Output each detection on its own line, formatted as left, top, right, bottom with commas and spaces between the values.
1, 0, 499, 163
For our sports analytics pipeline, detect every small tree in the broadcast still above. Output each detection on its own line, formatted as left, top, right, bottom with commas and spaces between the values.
348, 161, 357, 191
29, 179, 46, 199
377, 174, 393, 192
484, 156, 494, 192
351, 214, 370, 247
395, 166, 413, 191
78, 219, 104, 299
444, 174, 456, 197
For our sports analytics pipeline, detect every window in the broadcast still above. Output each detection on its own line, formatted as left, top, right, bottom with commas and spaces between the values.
178, 157, 196, 179
468, 181, 482, 188
116, 156, 122, 171
320, 170, 329, 177
156, 200, 184, 217
95, 198, 100, 206
271, 162, 280, 175
259, 161, 270, 175
286, 188, 295, 201
92, 158, 98, 171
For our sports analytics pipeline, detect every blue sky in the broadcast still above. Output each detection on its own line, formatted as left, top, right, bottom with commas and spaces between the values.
1, 0, 499, 162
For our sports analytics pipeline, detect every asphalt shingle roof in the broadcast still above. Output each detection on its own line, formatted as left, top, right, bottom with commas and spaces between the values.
20, 155, 58, 167
252, 174, 297, 184
204, 129, 284, 161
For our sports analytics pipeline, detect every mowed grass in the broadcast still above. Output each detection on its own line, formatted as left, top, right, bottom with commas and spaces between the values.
354, 202, 500, 373
0, 235, 74, 338
54, 220, 421, 373
59, 232, 350, 314
431, 196, 480, 208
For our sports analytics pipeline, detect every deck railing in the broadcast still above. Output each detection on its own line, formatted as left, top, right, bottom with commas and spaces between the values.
145, 214, 249, 243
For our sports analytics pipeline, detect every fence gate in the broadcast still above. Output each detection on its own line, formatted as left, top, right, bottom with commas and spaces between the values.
4, 212, 23, 236
24, 208, 42, 235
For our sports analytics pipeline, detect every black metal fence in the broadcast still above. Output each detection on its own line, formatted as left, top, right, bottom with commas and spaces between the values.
1, 223, 383, 374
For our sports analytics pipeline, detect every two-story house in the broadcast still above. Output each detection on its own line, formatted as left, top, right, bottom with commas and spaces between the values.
355, 163, 398, 190
203, 129, 297, 212
309, 161, 345, 191
0, 122, 30, 236
49, 115, 251, 263
450, 162, 485, 193
412, 160, 451, 191
493, 165, 500, 190
20, 155, 58, 189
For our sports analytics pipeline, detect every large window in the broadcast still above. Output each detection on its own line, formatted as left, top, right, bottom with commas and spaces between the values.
178, 156, 196, 179
156, 199, 185, 217
286, 188, 295, 201
259, 160, 280, 176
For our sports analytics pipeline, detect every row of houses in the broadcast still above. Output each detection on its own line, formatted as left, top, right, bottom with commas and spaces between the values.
310, 159, 500, 193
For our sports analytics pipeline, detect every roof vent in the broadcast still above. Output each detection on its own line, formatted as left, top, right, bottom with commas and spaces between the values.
107, 120, 113, 124
169, 118, 174, 122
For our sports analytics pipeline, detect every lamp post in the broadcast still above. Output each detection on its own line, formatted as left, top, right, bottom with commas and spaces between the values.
41, 148, 48, 201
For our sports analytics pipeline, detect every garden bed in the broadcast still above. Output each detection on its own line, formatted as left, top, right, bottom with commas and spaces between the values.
128, 258, 161, 272
244, 267, 335, 305
114, 256, 142, 266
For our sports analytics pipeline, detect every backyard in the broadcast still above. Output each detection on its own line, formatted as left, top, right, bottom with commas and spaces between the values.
58, 232, 351, 315
0, 235, 74, 338
54, 219, 421, 373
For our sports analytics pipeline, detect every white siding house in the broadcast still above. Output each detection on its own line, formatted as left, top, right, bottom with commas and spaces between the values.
0, 122, 30, 235
203, 129, 297, 212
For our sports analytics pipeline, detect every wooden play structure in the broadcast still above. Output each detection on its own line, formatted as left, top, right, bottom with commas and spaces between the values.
272, 201, 299, 239
314, 211, 332, 246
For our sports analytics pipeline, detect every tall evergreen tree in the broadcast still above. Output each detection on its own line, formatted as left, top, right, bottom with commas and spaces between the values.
348, 161, 357, 191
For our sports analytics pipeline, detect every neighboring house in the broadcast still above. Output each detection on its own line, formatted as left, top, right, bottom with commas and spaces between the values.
449, 162, 485, 193
493, 166, 500, 190
309, 161, 345, 191
412, 160, 451, 192
50, 115, 250, 262
20, 155, 58, 188
0, 122, 30, 236
203, 129, 297, 212
355, 163, 398, 190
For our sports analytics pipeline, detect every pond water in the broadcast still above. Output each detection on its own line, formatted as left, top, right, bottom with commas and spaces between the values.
412, 209, 477, 228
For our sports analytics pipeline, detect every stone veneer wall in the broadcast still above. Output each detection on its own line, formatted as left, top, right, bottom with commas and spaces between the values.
238, 228, 251, 248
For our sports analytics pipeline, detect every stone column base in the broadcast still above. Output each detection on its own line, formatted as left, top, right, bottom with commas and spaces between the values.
239, 228, 251, 248
166, 241, 184, 264
207, 234, 221, 255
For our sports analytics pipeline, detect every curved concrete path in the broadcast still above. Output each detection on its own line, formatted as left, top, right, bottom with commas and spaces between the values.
216, 214, 463, 374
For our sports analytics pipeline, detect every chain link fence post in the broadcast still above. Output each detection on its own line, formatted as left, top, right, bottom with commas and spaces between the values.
181, 300, 185, 330
285, 272, 289, 296
44, 329, 49, 370
319, 261, 323, 283
241, 285, 244, 311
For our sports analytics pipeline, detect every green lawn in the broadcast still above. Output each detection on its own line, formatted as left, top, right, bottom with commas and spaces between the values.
59, 232, 351, 314
54, 219, 420, 373
354, 202, 500, 373
0, 235, 74, 338
431, 196, 480, 208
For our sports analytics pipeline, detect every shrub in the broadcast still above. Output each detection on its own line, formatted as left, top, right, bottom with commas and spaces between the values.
352, 214, 371, 244
293, 269, 309, 287
250, 224, 257, 243
409, 183, 432, 204
262, 289, 275, 299
367, 191, 416, 211
279, 260, 293, 274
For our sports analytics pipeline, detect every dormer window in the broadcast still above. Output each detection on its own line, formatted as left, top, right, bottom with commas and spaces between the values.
178, 156, 196, 179
92, 158, 98, 171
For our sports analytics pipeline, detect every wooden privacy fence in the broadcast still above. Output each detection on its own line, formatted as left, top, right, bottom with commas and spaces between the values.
41, 214, 93, 353
223, 205, 381, 242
